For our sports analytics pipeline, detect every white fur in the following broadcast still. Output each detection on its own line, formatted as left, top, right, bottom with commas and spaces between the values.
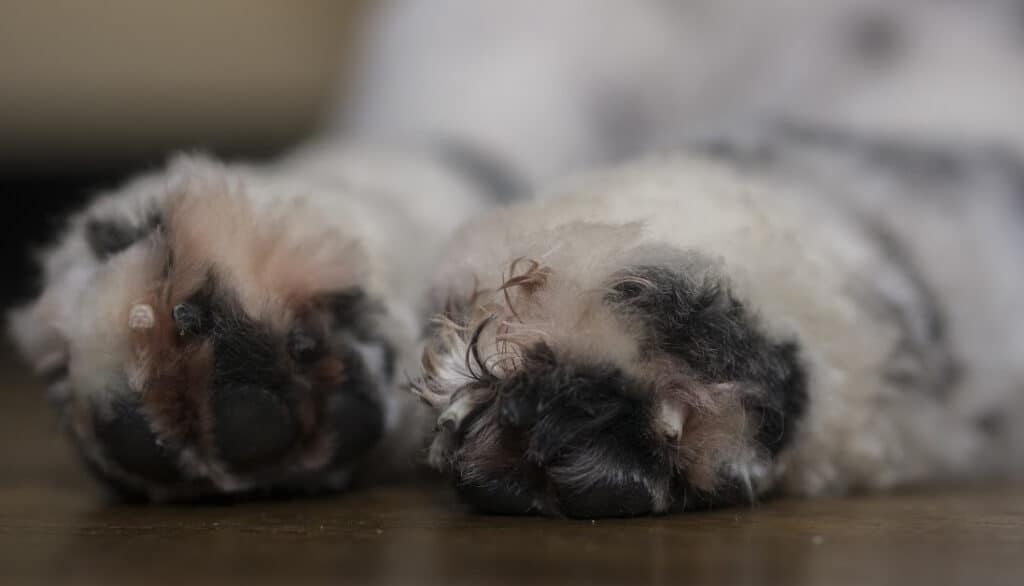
425, 153, 1024, 496
7, 144, 488, 491
345, 0, 1024, 186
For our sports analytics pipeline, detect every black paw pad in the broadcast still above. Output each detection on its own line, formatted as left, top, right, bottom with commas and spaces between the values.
456, 478, 538, 515
327, 392, 383, 465
211, 385, 297, 469
558, 478, 654, 518
93, 399, 182, 483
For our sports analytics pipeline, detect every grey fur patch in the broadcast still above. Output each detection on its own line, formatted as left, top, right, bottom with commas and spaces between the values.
437, 140, 527, 204
607, 265, 807, 456
696, 124, 970, 400
857, 223, 961, 398
775, 123, 969, 192
84, 212, 161, 259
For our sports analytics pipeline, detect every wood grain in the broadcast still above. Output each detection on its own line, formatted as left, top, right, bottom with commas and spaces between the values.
1, 348, 1022, 586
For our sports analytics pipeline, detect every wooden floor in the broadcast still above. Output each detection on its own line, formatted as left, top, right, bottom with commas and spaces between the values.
2, 348, 1022, 586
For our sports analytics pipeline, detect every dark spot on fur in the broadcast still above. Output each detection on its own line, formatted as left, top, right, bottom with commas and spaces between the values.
93, 398, 182, 483
85, 213, 161, 259
608, 266, 807, 455
171, 302, 206, 337
287, 326, 324, 364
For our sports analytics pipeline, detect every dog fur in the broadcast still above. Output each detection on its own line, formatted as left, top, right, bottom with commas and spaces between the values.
414, 127, 1024, 516
7, 143, 488, 500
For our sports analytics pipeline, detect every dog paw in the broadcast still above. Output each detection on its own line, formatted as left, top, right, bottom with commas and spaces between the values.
446, 343, 682, 517
415, 255, 808, 517
10, 159, 402, 501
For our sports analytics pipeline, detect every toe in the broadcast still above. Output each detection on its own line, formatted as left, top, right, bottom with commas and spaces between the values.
93, 398, 183, 483
211, 385, 297, 470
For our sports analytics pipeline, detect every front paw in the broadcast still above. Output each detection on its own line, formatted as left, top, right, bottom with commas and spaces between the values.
415, 256, 808, 518
422, 343, 703, 518
74, 289, 389, 501
11, 163, 400, 502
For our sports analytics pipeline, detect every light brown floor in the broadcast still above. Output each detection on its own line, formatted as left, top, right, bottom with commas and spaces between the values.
2, 349, 1022, 586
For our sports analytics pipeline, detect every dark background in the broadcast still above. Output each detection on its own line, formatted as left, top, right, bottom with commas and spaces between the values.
0, 0, 365, 312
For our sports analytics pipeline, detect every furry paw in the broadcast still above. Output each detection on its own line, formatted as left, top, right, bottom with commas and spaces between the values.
415, 252, 807, 518
9, 157, 405, 501
432, 342, 681, 517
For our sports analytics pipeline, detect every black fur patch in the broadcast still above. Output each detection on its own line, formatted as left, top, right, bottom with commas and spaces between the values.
85, 213, 161, 259
509, 345, 664, 471
608, 266, 807, 455
454, 344, 674, 517
448, 340, 787, 516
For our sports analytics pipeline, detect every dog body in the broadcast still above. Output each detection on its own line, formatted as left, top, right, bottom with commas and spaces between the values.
416, 127, 1024, 516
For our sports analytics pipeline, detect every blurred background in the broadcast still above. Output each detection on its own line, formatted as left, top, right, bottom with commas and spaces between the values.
3, 0, 1024, 311
0, 0, 365, 308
